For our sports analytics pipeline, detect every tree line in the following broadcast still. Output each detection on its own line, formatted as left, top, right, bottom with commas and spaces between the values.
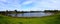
44, 10, 59, 12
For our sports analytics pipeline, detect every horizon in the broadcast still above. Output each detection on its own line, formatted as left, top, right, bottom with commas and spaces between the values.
0, 0, 60, 11
0, 10, 60, 11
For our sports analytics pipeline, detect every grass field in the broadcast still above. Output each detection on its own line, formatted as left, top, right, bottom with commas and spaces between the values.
0, 13, 60, 24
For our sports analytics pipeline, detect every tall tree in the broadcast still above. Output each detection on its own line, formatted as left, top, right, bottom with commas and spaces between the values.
14, 10, 18, 17
5, 10, 9, 16
14, 10, 17, 13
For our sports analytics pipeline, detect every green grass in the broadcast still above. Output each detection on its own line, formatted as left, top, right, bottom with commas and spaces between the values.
0, 13, 60, 24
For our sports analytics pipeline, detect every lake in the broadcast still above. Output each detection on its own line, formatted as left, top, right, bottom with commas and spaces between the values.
8, 12, 53, 17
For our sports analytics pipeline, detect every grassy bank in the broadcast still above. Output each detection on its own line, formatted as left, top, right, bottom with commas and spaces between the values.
0, 13, 60, 24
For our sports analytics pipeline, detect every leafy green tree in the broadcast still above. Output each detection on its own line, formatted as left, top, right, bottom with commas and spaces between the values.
5, 10, 9, 16
14, 10, 17, 13
14, 10, 18, 17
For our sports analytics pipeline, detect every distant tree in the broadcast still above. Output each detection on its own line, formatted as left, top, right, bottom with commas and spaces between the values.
14, 10, 17, 13
5, 10, 9, 16
14, 10, 18, 17
44, 10, 59, 13
6, 10, 8, 13
21, 11, 24, 17
44, 10, 50, 12
54, 10, 58, 12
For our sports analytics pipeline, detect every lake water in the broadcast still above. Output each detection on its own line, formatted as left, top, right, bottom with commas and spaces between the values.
8, 12, 53, 17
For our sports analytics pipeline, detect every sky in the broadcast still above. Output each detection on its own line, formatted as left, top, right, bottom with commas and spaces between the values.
0, 0, 60, 11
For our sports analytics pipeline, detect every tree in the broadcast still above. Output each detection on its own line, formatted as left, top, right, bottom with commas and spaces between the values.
14, 10, 18, 17
14, 10, 17, 13
5, 10, 9, 16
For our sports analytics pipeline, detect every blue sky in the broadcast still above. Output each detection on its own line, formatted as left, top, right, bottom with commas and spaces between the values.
0, 0, 60, 11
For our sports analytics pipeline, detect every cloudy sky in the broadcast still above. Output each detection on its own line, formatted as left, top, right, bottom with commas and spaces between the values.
0, 0, 60, 11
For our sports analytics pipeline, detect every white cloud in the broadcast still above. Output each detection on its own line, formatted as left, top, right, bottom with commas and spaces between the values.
0, 0, 7, 2
29, 0, 60, 11
22, 1, 33, 5
0, 0, 60, 11
0, 0, 22, 11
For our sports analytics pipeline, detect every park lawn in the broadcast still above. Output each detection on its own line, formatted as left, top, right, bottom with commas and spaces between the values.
0, 13, 60, 24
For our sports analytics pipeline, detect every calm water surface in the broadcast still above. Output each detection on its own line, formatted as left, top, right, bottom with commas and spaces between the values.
8, 12, 53, 17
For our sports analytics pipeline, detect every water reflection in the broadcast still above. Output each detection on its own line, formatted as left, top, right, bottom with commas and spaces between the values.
8, 12, 53, 17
